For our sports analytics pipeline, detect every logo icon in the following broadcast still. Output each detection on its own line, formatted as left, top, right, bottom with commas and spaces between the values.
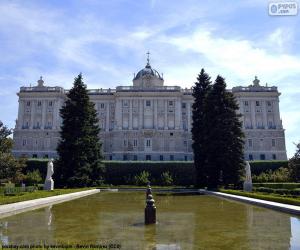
269, 1, 298, 16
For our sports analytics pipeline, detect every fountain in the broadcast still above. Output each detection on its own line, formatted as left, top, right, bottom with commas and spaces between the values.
145, 183, 156, 225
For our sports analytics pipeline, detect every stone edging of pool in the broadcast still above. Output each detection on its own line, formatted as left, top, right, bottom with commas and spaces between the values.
0, 189, 100, 219
206, 190, 300, 216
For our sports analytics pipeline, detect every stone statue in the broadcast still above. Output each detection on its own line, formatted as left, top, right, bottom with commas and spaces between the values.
44, 159, 54, 191
243, 161, 252, 192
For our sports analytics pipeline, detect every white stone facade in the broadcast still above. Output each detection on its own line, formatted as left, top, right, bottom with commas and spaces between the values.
12, 64, 287, 161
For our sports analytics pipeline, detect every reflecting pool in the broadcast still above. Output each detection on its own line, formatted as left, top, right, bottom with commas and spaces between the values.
0, 192, 300, 249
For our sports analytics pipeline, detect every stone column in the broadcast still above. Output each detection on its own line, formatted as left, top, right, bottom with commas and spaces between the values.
139, 99, 143, 129
17, 100, 24, 129
250, 100, 256, 129
154, 99, 157, 129
164, 100, 168, 129
53, 99, 59, 129
262, 100, 268, 129
106, 102, 110, 132
115, 98, 122, 130
41, 100, 46, 129
274, 99, 281, 129
187, 102, 191, 131
129, 99, 133, 130
30, 100, 35, 129
175, 98, 181, 129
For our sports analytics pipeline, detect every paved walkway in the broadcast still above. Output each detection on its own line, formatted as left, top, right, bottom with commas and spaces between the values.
0, 189, 100, 218
206, 190, 300, 216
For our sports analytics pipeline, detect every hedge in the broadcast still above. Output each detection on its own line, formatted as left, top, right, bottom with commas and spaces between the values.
253, 183, 300, 189
103, 161, 195, 186
249, 160, 288, 175
24, 159, 289, 186
220, 189, 300, 206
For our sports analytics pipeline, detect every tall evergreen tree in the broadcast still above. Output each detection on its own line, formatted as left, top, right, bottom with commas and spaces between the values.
191, 69, 212, 187
289, 143, 300, 182
55, 74, 104, 187
204, 76, 244, 188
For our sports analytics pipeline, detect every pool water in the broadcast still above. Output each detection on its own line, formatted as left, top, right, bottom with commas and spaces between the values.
0, 192, 300, 249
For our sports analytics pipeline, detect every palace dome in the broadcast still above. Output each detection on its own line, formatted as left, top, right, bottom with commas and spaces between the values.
133, 63, 163, 81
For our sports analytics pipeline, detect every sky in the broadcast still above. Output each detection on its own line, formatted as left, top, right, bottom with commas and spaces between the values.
0, 0, 299, 158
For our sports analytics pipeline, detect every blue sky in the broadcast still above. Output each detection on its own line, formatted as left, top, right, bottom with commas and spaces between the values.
0, 0, 299, 158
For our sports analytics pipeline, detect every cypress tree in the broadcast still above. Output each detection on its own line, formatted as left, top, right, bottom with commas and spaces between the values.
204, 76, 244, 188
55, 74, 104, 187
191, 69, 212, 187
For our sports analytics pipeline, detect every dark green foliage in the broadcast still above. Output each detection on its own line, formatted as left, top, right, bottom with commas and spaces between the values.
250, 160, 288, 175
0, 121, 26, 183
288, 143, 300, 182
192, 69, 212, 187
160, 171, 174, 186
133, 171, 150, 186
252, 167, 291, 183
192, 73, 245, 188
55, 74, 105, 187
103, 161, 195, 186
220, 189, 300, 206
253, 187, 300, 196
253, 182, 300, 189
25, 170, 43, 186
24, 159, 48, 179
26, 159, 289, 186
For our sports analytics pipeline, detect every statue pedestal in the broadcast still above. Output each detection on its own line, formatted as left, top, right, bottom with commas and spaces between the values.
44, 179, 54, 191
243, 182, 252, 192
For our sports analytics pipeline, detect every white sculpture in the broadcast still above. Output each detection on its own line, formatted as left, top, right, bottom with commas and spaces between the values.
44, 159, 54, 191
243, 161, 252, 192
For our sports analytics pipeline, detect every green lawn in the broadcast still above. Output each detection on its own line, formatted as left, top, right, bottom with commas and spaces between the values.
0, 188, 93, 205
220, 189, 300, 206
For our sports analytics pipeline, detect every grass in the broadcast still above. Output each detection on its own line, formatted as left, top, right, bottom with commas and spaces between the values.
219, 189, 300, 206
0, 188, 93, 205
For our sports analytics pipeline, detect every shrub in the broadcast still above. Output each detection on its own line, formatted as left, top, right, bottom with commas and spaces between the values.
133, 171, 150, 186
252, 167, 291, 183
160, 171, 173, 186
25, 170, 43, 186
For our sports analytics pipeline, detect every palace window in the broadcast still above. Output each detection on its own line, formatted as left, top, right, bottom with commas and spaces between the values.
170, 132, 173, 136
256, 101, 260, 106
22, 139, 27, 146
124, 140, 127, 147
146, 139, 151, 147
260, 154, 265, 160
272, 154, 277, 160
146, 100, 151, 107
182, 103, 186, 109
26, 101, 30, 106
159, 155, 164, 161
133, 155, 138, 161
100, 103, 105, 109
267, 101, 272, 106
249, 154, 253, 161
123, 155, 128, 161
37, 101, 42, 106
170, 155, 174, 161
244, 101, 249, 106
49, 101, 53, 106
133, 139, 138, 147
248, 139, 252, 147
272, 139, 276, 147
168, 101, 173, 106
146, 155, 151, 161
184, 155, 188, 161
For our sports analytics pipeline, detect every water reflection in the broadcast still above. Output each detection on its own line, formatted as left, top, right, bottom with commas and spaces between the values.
0, 192, 299, 249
